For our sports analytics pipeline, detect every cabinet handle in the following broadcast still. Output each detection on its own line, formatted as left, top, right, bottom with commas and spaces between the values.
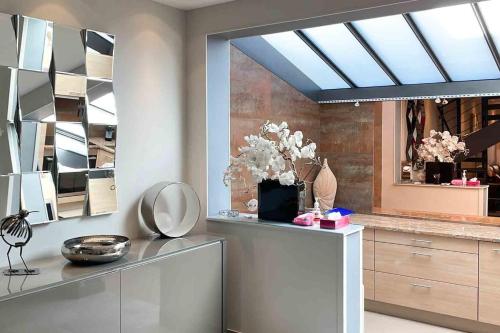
412, 239, 432, 244
411, 283, 432, 289
411, 252, 432, 257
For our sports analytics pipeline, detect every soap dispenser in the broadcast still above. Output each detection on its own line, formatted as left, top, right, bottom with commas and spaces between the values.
462, 170, 467, 186
312, 198, 323, 223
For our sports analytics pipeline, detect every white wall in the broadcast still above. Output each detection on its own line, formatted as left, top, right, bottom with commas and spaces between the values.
0, 0, 186, 266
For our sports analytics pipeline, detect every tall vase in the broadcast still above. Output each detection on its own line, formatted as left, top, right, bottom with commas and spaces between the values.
313, 159, 337, 210
258, 179, 305, 223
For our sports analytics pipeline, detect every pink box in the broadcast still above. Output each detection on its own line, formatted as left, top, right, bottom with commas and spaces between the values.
320, 215, 350, 229
467, 180, 481, 186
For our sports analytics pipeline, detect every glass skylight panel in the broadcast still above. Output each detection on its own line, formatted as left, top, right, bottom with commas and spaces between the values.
302, 24, 394, 87
351, 15, 445, 84
410, 4, 500, 81
262, 32, 350, 89
478, 0, 500, 58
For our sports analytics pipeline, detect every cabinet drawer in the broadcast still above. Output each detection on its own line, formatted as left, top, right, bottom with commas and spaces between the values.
375, 272, 477, 320
479, 241, 500, 292
375, 230, 478, 253
363, 240, 374, 270
363, 228, 374, 241
364, 270, 374, 300
375, 242, 478, 287
479, 289, 500, 325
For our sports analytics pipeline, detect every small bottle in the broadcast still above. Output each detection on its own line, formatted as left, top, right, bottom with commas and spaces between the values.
313, 198, 322, 223
462, 170, 467, 187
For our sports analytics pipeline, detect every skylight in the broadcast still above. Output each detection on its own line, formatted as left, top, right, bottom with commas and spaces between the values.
302, 24, 395, 87
262, 32, 350, 89
233, 0, 500, 102
410, 4, 500, 81
351, 15, 445, 84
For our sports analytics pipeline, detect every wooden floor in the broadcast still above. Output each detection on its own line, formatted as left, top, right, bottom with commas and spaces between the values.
365, 312, 464, 333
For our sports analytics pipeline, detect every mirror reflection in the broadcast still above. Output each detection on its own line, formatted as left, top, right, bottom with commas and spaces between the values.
55, 97, 85, 122
0, 13, 18, 67
17, 16, 53, 72
54, 73, 86, 99
0, 124, 20, 175
86, 79, 117, 125
86, 30, 114, 80
53, 24, 85, 75
20, 121, 54, 172
55, 122, 88, 172
88, 125, 116, 169
57, 171, 87, 219
0, 66, 18, 123
88, 169, 117, 215
21, 172, 57, 224
0, 174, 20, 218
18, 69, 55, 122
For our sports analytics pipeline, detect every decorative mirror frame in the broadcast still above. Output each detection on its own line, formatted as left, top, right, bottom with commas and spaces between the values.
0, 13, 118, 225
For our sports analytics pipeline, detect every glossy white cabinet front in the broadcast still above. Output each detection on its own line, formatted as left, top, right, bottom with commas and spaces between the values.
121, 242, 223, 333
0, 272, 120, 333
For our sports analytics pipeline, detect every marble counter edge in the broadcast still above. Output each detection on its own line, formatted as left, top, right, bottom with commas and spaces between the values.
207, 216, 364, 237
352, 214, 500, 243
0, 234, 225, 302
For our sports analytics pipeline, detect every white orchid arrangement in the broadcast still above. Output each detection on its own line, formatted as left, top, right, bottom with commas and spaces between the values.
224, 121, 321, 187
417, 130, 468, 163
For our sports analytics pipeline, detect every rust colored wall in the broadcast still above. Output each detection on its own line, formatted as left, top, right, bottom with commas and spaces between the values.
230, 46, 320, 212
319, 102, 379, 213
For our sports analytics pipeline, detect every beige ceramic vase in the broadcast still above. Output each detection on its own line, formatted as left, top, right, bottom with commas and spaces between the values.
313, 158, 337, 210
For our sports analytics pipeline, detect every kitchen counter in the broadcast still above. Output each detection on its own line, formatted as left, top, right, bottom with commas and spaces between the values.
0, 234, 224, 302
353, 213, 500, 243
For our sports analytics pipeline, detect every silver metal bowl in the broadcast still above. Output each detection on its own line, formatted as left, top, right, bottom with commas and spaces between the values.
61, 235, 131, 265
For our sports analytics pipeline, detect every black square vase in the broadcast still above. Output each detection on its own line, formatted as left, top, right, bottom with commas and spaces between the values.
258, 179, 305, 223
425, 162, 454, 184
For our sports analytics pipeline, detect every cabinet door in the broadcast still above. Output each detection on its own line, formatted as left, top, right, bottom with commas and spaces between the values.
121, 242, 223, 333
0, 272, 120, 333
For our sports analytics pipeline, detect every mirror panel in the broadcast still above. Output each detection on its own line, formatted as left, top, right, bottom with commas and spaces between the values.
54, 73, 86, 98
53, 24, 85, 75
17, 16, 53, 72
86, 79, 117, 125
0, 66, 18, 123
57, 171, 87, 219
55, 97, 85, 122
0, 174, 21, 218
88, 124, 116, 169
55, 122, 88, 172
0, 14, 18, 67
18, 69, 55, 122
0, 115, 20, 175
88, 168, 117, 215
20, 121, 54, 172
86, 30, 114, 80
21, 172, 57, 224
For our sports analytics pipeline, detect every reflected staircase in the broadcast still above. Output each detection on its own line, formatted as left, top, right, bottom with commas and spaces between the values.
439, 97, 500, 216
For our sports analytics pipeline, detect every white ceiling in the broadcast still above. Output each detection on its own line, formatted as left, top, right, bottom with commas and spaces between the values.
153, 0, 235, 10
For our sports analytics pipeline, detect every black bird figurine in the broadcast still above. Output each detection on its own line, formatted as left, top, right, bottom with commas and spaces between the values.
0, 210, 39, 276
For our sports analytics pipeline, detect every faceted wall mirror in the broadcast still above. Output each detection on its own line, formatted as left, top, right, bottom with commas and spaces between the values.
0, 14, 118, 225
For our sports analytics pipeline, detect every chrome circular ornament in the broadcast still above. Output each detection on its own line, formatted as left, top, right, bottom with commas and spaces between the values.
140, 182, 201, 238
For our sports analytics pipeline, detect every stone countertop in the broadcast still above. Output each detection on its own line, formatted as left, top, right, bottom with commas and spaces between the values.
0, 234, 224, 302
352, 214, 500, 243
207, 215, 364, 237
